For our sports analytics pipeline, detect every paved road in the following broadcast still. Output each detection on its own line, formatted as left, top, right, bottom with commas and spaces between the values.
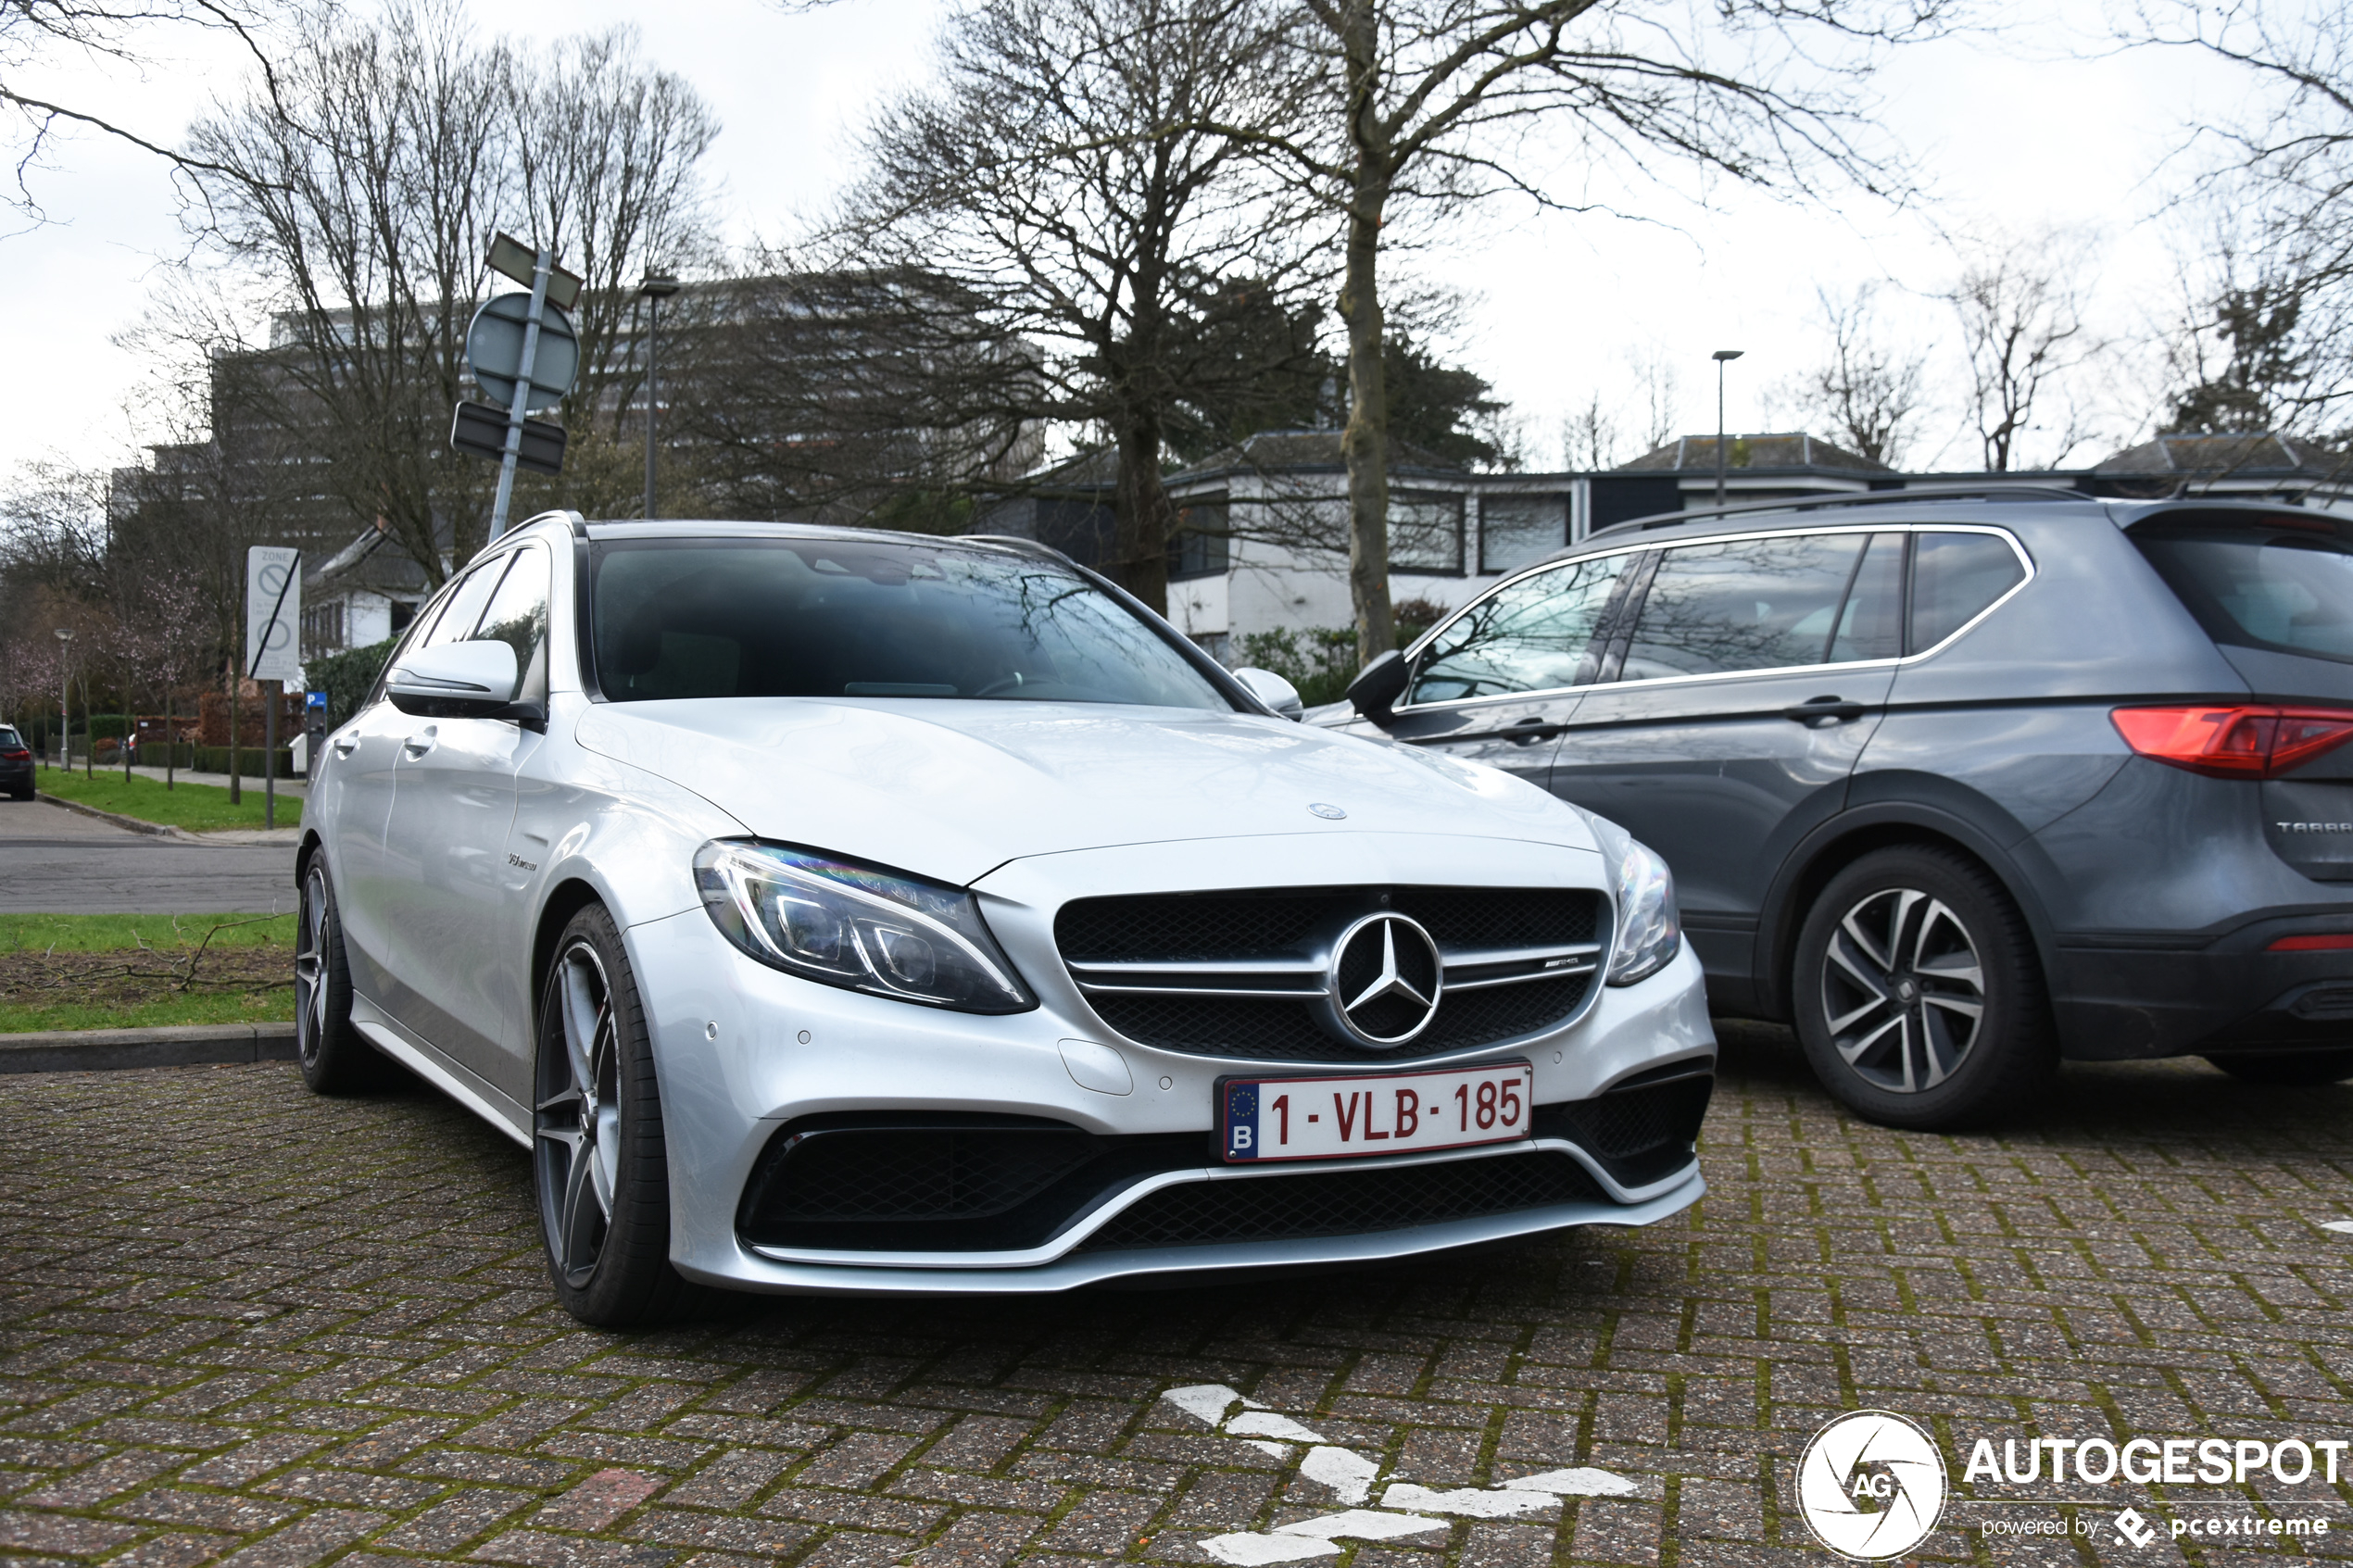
0, 1030, 2345, 1568
0, 799, 297, 914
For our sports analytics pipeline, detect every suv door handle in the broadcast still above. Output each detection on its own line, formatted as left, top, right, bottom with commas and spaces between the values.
331, 735, 359, 758
1783, 696, 1867, 723
402, 728, 438, 759
1501, 715, 1565, 745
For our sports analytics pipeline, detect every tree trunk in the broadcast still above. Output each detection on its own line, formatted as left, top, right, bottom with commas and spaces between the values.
1337, 3, 1394, 669
1112, 410, 1174, 616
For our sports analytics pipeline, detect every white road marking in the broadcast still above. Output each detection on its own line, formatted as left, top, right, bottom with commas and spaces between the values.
1160, 1384, 1642, 1562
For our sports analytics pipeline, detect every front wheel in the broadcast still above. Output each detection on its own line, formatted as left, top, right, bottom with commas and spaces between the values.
1792, 846, 2054, 1130
295, 859, 398, 1094
2204, 1050, 2353, 1086
534, 905, 693, 1327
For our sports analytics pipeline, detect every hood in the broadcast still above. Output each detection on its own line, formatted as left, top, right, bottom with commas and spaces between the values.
573, 698, 1597, 885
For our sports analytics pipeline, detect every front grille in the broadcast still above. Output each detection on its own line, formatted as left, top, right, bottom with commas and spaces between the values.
1076, 1149, 1605, 1252
1058, 886, 1604, 1062
736, 1115, 1202, 1251
1057, 887, 1597, 962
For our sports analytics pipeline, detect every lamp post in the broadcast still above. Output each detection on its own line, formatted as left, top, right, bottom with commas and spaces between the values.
638, 273, 682, 520
1712, 348, 1744, 508
53, 627, 72, 775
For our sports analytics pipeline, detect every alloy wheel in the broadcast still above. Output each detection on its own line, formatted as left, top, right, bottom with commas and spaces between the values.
295, 867, 330, 1068
1818, 887, 1987, 1094
536, 941, 623, 1287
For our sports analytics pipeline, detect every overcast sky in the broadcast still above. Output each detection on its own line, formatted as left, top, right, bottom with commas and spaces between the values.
0, 0, 2249, 483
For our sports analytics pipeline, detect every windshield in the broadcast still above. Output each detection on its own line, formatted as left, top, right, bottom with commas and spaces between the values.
2133, 522, 2353, 665
591, 537, 1230, 709
0, 729, 19, 749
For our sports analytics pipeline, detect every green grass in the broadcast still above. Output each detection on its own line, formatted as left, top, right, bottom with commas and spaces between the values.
35, 764, 303, 832
2, 993, 296, 1034
0, 911, 298, 954
1, 911, 298, 1034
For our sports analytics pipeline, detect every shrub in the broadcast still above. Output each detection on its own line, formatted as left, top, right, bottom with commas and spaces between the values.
308, 638, 398, 729
1234, 627, 1359, 707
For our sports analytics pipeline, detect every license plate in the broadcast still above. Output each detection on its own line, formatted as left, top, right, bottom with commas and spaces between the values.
1219, 1061, 1534, 1162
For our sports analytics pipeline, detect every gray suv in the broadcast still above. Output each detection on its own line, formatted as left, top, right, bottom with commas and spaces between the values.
1328, 489, 2353, 1127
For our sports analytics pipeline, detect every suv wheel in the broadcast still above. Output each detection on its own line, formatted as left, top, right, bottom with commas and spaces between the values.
534, 905, 694, 1327
1793, 846, 2054, 1129
2203, 1050, 2353, 1086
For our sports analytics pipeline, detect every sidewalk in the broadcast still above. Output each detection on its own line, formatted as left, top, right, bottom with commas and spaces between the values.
120, 763, 308, 798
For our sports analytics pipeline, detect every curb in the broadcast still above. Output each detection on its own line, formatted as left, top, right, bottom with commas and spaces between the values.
35, 792, 194, 840
0, 1022, 297, 1073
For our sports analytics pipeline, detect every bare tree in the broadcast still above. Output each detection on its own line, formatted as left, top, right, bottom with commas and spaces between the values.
1782, 282, 1928, 466
1557, 391, 1619, 470
174, 3, 717, 580
0, 0, 287, 216
2126, 1, 2353, 434
837, 0, 1325, 612
1946, 232, 2100, 470
1204, 0, 1953, 663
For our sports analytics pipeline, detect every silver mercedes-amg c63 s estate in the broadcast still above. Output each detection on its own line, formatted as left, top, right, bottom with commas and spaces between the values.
295, 512, 1714, 1324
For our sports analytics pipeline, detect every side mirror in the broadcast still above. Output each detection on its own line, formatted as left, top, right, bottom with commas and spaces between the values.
1232, 666, 1304, 721
387, 639, 522, 719
1346, 649, 1410, 725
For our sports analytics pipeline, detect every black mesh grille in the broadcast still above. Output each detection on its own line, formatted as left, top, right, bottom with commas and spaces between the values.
1538, 1077, 1712, 1187
1078, 1150, 1605, 1252
756, 1127, 1100, 1221
1059, 886, 1602, 1062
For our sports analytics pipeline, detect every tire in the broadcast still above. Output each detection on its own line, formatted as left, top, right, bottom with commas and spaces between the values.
295, 859, 400, 1094
1792, 845, 2055, 1130
534, 904, 694, 1327
2204, 1050, 2353, 1086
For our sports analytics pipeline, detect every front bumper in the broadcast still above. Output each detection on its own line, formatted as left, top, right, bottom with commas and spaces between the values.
623, 834, 1716, 1297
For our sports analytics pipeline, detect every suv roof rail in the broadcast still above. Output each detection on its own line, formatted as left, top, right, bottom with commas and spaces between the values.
1592, 483, 2098, 537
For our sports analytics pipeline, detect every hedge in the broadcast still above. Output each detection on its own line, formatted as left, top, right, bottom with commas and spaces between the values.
308, 638, 398, 730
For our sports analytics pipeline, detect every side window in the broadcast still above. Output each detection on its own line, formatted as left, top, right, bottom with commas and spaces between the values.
1408, 554, 1632, 704
420, 556, 512, 650
474, 543, 551, 704
1830, 533, 1905, 663
1910, 532, 2026, 651
1620, 533, 1869, 681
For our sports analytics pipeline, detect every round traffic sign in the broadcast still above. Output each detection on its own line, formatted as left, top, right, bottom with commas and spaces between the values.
466, 292, 580, 412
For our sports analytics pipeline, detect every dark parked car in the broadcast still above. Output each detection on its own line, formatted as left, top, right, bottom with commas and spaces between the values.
0, 726, 31, 800
1327, 488, 2353, 1126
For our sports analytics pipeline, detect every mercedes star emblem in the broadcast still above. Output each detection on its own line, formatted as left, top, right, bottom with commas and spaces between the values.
1315, 912, 1444, 1048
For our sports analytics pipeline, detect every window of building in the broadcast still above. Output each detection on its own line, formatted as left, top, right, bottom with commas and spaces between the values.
302, 601, 346, 658
1170, 495, 1231, 580
1479, 496, 1568, 575
1391, 492, 1465, 574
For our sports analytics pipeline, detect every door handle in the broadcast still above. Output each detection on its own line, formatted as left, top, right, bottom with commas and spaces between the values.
1783, 696, 1868, 724
1501, 715, 1565, 745
331, 735, 358, 758
402, 728, 438, 758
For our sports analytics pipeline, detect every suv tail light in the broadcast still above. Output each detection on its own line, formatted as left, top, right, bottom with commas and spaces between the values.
2270, 934, 2353, 952
0, 749, 27, 761
2112, 705, 2353, 779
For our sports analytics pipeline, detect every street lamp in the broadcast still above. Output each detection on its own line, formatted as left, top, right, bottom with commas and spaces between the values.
1712, 349, 1744, 508
638, 273, 682, 521
52, 627, 73, 774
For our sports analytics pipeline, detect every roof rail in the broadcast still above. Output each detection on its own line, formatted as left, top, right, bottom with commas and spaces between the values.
961, 533, 1078, 565
1591, 483, 2096, 537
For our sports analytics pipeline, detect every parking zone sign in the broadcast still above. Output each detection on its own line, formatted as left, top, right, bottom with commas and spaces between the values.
245, 546, 302, 684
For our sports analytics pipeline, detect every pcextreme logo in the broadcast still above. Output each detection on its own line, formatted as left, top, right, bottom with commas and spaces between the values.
1794, 1411, 1949, 1560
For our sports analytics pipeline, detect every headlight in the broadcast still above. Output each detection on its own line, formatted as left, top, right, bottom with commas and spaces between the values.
1587, 817, 1680, 986
693, 841, 1035, 1013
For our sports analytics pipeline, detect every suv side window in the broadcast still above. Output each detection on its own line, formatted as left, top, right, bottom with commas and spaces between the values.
1408, 553, 1633, 705
473, 543, 551, 705
1620, 533, 1877, 681
1910, 531, 2025, 651
421, 555, 513, 650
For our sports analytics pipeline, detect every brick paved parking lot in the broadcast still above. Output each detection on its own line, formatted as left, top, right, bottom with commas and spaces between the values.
0, 1025, 2347, 1568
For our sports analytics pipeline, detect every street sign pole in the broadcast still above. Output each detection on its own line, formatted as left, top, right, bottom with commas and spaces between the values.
488, 245, 557, 541
245, 546, 302, 830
